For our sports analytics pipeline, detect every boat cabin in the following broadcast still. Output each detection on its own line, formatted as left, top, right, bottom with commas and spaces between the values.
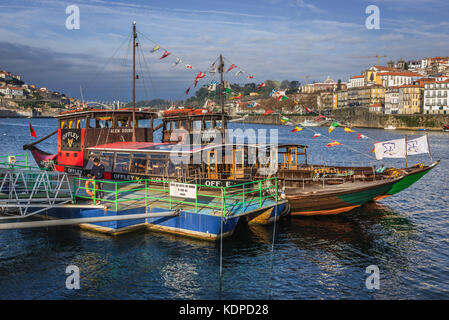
54, 108, 158, 170
160, 109, 231, 144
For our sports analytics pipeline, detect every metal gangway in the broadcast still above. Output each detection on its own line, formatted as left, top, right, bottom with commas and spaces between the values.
0, 155, 74, 219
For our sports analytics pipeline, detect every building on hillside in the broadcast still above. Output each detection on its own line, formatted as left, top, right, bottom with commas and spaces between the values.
336, 89, 348, 109
369, 103, 383, 114
301, 76, 337, 93
358, 84, 385, 108
423, 79, 449, 115
379, 71, 421, 88
317, 91, 334, 111
398, 84, 424, 114
348, 75, 364, 88
384, 87, 400, 114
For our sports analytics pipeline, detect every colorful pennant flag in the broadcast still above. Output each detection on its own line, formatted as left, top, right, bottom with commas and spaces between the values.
247, 75, 254, 79
280, 116, 290, 123
305, 107, 313, 113
232, 93, 243, 100
185, 64, 193, 69
326, 141, 342, 147
264, 109, 274, 115
28, 120, 36, 138
257, 83, 265, 90
312, 133, 321, 138
194, 79, 199, 87
160, 50, 171, 59
344, 127, 355, 133
328, 122, 340, 133
291, 126, 303, 132
277, 95, 288, 101
224, 88, 233, 93
357, 133, 368, 139
172, 58, 181, 67
269, 89, 277, 97
247, 101, 260, 108
235, 70, 244, 77
150, 45, 160, 53
226, 64, 237, 72
195, 72, 206, 80
185, 88, 190, 95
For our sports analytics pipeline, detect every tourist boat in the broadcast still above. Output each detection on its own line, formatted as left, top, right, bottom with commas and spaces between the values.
21, 23, 439, 217
384, 125, 396, 130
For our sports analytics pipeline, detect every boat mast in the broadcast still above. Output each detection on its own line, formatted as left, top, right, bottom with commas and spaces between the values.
219, 54, 225, 144
132, 21, 137, 142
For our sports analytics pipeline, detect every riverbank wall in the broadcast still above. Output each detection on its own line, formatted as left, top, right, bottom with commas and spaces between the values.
234, 108, 449, 130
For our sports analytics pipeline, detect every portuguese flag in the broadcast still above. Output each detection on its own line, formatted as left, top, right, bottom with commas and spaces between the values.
280, 116, 290, 123
277, 95, 288, 101
28, 120, 37, 138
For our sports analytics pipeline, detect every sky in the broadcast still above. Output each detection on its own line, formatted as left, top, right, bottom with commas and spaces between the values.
1, 0, 449, 102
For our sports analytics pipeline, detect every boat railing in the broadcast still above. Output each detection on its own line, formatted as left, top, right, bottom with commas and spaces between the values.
73, 177, 278, 217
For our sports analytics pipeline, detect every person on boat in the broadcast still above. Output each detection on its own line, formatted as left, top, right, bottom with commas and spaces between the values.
88, 158, 105, 203
376, 164, 386, 174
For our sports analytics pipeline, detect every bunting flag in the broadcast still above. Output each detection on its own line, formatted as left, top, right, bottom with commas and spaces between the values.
247, 75, 254, 79
231, 93, 243, 100
172, 58, 181, 67
291, 126, 303, 132
264, 109, 274, 115
235, 70, 244, 77
257, 83, 265, 90
277, 95, 288, 101
210, 80, 219, 85
247, 101, 260, 108
185, 88, 190, 95
194, 79, 199, 87
269, 89, 277, 97
226, 64, 237, 72
326, 141, 342, 147
280, 116, 290, 123
294, 100, 299, 105
357, 133, 368, 139
372, 141, 380, 153
224, 88, 233, 93
328, 122, 340, 133
344, 127, 355, 133
185, 64, 193, 69
160, 50, 171, 59
305, 107, 313, 113
314, 115, 326, 121
195, 72, 206, 80
312, 133, 321, 138
150, 45, 160, 53
28, 120, 36, 138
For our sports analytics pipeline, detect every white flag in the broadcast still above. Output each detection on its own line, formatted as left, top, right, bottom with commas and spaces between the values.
406, 136, 429, 156
374, 138, 406, 160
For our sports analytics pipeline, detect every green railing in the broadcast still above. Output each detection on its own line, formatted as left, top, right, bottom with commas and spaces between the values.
74, 177, 278, 216
0, 154, 47, 171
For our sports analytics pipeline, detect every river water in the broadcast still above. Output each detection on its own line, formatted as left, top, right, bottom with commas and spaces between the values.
0, 118, 448, 299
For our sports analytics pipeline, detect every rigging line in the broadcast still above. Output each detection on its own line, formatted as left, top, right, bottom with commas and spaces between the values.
136, 41, 151, 102
113, 33, 133, 104
83, 33, 131, 96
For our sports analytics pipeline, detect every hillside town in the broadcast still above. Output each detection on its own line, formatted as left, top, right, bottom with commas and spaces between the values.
0, 70, 79, 117
226, 56, 449, 117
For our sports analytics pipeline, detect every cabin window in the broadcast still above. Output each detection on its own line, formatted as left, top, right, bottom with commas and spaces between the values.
216, 120, 223, 129
192, 120, 202, 130
88, 117, 96, 128
85, 152, 101, 170
114, 153, 130, 173
117, 118, 130, 127
100, 152, 113, 171
77, 118, 86, 128
148, 154, 166, 176
138, 118, 151, 128
97, 118, 112, 128
204, 120, 213, 129
60, 120, 67, 129
130, 153, 147, 174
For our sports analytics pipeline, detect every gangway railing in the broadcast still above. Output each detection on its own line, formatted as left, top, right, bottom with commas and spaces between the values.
0, 159, 74, 218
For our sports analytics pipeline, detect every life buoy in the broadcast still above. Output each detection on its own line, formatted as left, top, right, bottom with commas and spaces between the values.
85, 180, 96, 197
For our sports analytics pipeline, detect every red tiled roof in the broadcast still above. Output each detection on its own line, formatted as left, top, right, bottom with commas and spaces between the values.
351, 75, 364, 79
380, 72, 421, 77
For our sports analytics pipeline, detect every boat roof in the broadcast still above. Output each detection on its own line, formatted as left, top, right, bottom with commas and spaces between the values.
56, 108, 157, 119
87, 142, 306, 154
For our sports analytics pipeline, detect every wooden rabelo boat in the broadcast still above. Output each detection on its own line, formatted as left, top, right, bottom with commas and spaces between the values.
22, 25, 438, 217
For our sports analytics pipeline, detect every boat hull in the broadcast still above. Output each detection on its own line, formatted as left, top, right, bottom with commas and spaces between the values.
287, 179, 397, 216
